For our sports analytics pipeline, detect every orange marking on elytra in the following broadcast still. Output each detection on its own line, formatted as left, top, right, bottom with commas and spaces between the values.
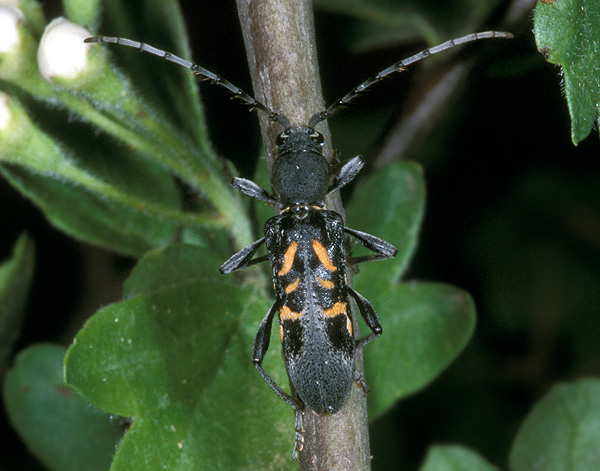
280, 304, 302, 321
285, 277, 300, 294
318, 278, 334, 289
346, 316, 353, 336
322, 301, 347, 318
278, 241, 298, 276
312, 239, 337, 271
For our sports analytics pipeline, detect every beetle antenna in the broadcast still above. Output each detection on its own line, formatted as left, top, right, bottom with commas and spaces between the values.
84, 36, 292, 128
308, 30, 513, 128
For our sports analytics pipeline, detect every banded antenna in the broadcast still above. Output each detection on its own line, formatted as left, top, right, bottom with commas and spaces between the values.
84, 36, 291, 128
307, 30, 513, 127
84, 30, 513, 130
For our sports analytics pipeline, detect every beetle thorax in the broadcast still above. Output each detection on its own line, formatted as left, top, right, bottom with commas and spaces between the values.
271, 126, 329, 208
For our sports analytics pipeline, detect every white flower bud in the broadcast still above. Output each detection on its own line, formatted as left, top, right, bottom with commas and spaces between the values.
0, 6, 24, 53
38, 17, 92, 81
0, 91, 10, 129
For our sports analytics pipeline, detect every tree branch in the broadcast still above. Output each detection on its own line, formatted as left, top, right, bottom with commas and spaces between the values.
235, 1, 372, 469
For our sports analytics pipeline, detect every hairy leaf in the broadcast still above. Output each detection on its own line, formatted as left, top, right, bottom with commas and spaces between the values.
534, 0, 600, 144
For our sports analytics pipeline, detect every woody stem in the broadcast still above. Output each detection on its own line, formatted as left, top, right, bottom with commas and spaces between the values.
235, 1, 372, 470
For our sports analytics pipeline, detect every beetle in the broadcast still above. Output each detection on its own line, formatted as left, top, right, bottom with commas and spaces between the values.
85, 29, 512, 458
217, 126, 398, 455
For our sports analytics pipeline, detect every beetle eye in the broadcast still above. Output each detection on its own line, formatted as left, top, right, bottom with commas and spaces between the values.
276, 131, 289, 147
310, 131, 324, 146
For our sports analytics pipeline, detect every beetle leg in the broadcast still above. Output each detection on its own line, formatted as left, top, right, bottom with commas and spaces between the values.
253, 302, 305, 459
353, 369, 371, 396
348, 289, 380, 397
344, 226, 398, 265
348, 287, 382, 347
218, 237, 266, 274
327, 156, 364, 194
253, 301, 304, 410
291, 409, 304, 462
232, 177, 277, 204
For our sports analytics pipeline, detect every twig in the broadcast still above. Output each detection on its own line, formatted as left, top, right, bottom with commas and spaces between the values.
235, 0, 372, 469
373, 61, 470, 168
373, 0, 534, 167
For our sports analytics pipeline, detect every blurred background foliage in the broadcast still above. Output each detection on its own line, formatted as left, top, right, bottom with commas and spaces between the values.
1, 0, 599, 469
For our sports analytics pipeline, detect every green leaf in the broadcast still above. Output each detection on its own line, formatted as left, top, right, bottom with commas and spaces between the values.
64, 0, 102, 29
348, 161, 425, 294
65, 244, 296, 470
98, 0, 207, 148
314, 0, 504, 52
365, 283, 475, 417
313, 0, 438, 50
347, 162, 474, 416
534, 0, 600, 145
122, 244, 224, 298
17, 0, 46, 38
0, 94, 213, 256
3, 344, 123, 471
420, 445, 497, 471
0, 234, 35, 375
0, 164, 180, 258
1, 4, 253, 255
510, 377, 600, 471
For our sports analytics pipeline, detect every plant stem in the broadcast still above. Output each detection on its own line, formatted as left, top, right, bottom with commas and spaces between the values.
235, 1, 372, 469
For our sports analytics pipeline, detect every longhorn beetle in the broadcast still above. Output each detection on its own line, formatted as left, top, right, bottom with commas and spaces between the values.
86, 29, 512, 458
